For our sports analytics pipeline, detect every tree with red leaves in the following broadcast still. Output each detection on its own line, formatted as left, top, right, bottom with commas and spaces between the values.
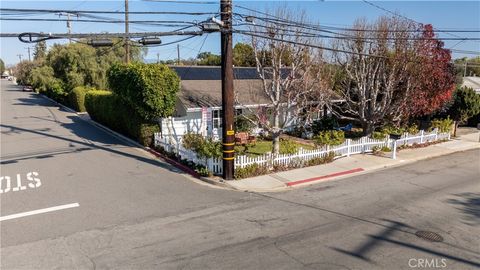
405, 24, 455, 119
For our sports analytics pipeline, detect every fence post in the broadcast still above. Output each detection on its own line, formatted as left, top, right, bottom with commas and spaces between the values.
434, 129, 438, 141
392, 139, 397, 160
346, 139, 351, 157
420, 130, 424, 144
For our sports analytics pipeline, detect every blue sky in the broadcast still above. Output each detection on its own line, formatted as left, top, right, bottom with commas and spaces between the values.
1, 1, 479, 66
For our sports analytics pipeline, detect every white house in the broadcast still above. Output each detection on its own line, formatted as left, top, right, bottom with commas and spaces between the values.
160, 66, 335, 144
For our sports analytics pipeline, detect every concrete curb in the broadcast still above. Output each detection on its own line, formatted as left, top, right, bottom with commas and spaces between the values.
36, 93, 229, 189
230, 143, 480, 192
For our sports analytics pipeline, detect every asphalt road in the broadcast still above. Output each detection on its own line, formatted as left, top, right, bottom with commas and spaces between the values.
1, 80, 479, 270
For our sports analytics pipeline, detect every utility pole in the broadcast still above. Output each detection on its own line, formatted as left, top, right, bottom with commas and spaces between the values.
17, 54, 22, 62
464, 61, 467, 77
177, 44, 180, 65
220, 0, 234, 180
157, 52, 160, 63
57, 12, 74, 43
124, 0, 130, 63
26, 47, 31, 61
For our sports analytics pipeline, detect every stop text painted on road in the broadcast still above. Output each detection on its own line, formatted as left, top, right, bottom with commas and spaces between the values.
0, 172, 41, 194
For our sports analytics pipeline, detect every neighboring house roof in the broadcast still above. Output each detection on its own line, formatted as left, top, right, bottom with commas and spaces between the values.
462, 76, 480, 94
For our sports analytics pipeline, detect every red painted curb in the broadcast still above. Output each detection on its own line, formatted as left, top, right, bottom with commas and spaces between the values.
286, 168, 365, 186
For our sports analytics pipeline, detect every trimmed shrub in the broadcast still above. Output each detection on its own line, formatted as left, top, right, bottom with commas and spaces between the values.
306, 152, 335, 166
314, 130, 345, 146
371, 131, 387, 140
107, 62, 180, 120
405, 124, 419, 134
430, 117, 453, 133
234, 163, 269, 179
85, 90, 159, 146
182, 132, 222, 159
68, 86, 90, 112
45, 79, 67, 104
280, 138, 298, 155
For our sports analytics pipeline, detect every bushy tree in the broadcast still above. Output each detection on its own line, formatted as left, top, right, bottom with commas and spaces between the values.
196, 52, 221, 66
107, 63, 180, 120
233, 43, 256, 67
14, 60, 37, 85
448, 86, 480, 136
30, 65, 56, 92
33, 40, 47, 61
332, 18, 455, 135
0, 58, 5, 74
405, 24, 455, 118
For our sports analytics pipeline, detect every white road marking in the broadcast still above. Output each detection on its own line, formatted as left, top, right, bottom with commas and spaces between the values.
0, 203, 79, 222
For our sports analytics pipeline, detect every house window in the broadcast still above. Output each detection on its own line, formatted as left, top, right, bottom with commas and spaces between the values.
213, 109, 222, 128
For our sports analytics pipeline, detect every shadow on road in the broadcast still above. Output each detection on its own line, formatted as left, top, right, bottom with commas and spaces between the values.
0, 122, 181, 174
446, 192, 480, 226
252, 193, 480, 268
2, 91, 183, 174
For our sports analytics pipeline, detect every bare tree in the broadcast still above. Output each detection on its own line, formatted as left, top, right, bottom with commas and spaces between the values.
332, 16, 419, 135
244, 8, 332, 155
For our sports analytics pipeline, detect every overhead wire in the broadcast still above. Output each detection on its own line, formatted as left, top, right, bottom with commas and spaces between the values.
0, 8, 220, 15
359, 0, 480, 46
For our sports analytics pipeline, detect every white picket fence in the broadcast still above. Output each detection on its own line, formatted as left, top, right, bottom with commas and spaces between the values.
155, 129, 450, 174
154, 134, 223, 174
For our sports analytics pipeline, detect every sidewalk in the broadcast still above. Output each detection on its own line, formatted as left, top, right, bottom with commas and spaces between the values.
226, 131, 480, 192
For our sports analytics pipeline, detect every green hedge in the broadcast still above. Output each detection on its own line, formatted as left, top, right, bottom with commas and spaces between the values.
85, 90, 160, 146
107, 62, 180, 120
68, 86, 90, 112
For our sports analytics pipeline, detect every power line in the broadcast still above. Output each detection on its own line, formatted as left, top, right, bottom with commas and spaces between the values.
234, 30, 391, 60
0, 18, 199, 25
142, 0, 217, 4
234, 12, 480, 34
360, 0, 480, 45
235, 28, 480, 41
0, 8, 219, 15
0, 30, 204, 39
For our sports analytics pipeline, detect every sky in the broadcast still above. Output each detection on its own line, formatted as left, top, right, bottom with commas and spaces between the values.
0, 0, 479, 66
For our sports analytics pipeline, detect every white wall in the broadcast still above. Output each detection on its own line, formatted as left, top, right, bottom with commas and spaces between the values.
161, 111, 202, 144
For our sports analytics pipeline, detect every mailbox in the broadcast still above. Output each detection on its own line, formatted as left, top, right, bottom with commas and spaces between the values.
389, 134, 401, 140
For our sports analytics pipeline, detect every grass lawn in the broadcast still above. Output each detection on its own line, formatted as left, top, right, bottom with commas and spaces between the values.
235, 140, 315, 157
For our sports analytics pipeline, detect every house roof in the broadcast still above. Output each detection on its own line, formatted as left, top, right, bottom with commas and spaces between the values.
180, 79, 271, 108
170, 66, 271, 109
462, 77, 480, 94
169, 66, 338, 110
170, 66, 261, 80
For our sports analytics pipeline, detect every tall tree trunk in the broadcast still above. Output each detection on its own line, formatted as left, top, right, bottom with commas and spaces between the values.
272, 133, 280, 155
362, 121, 374, 137
272, 110, 281, 155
